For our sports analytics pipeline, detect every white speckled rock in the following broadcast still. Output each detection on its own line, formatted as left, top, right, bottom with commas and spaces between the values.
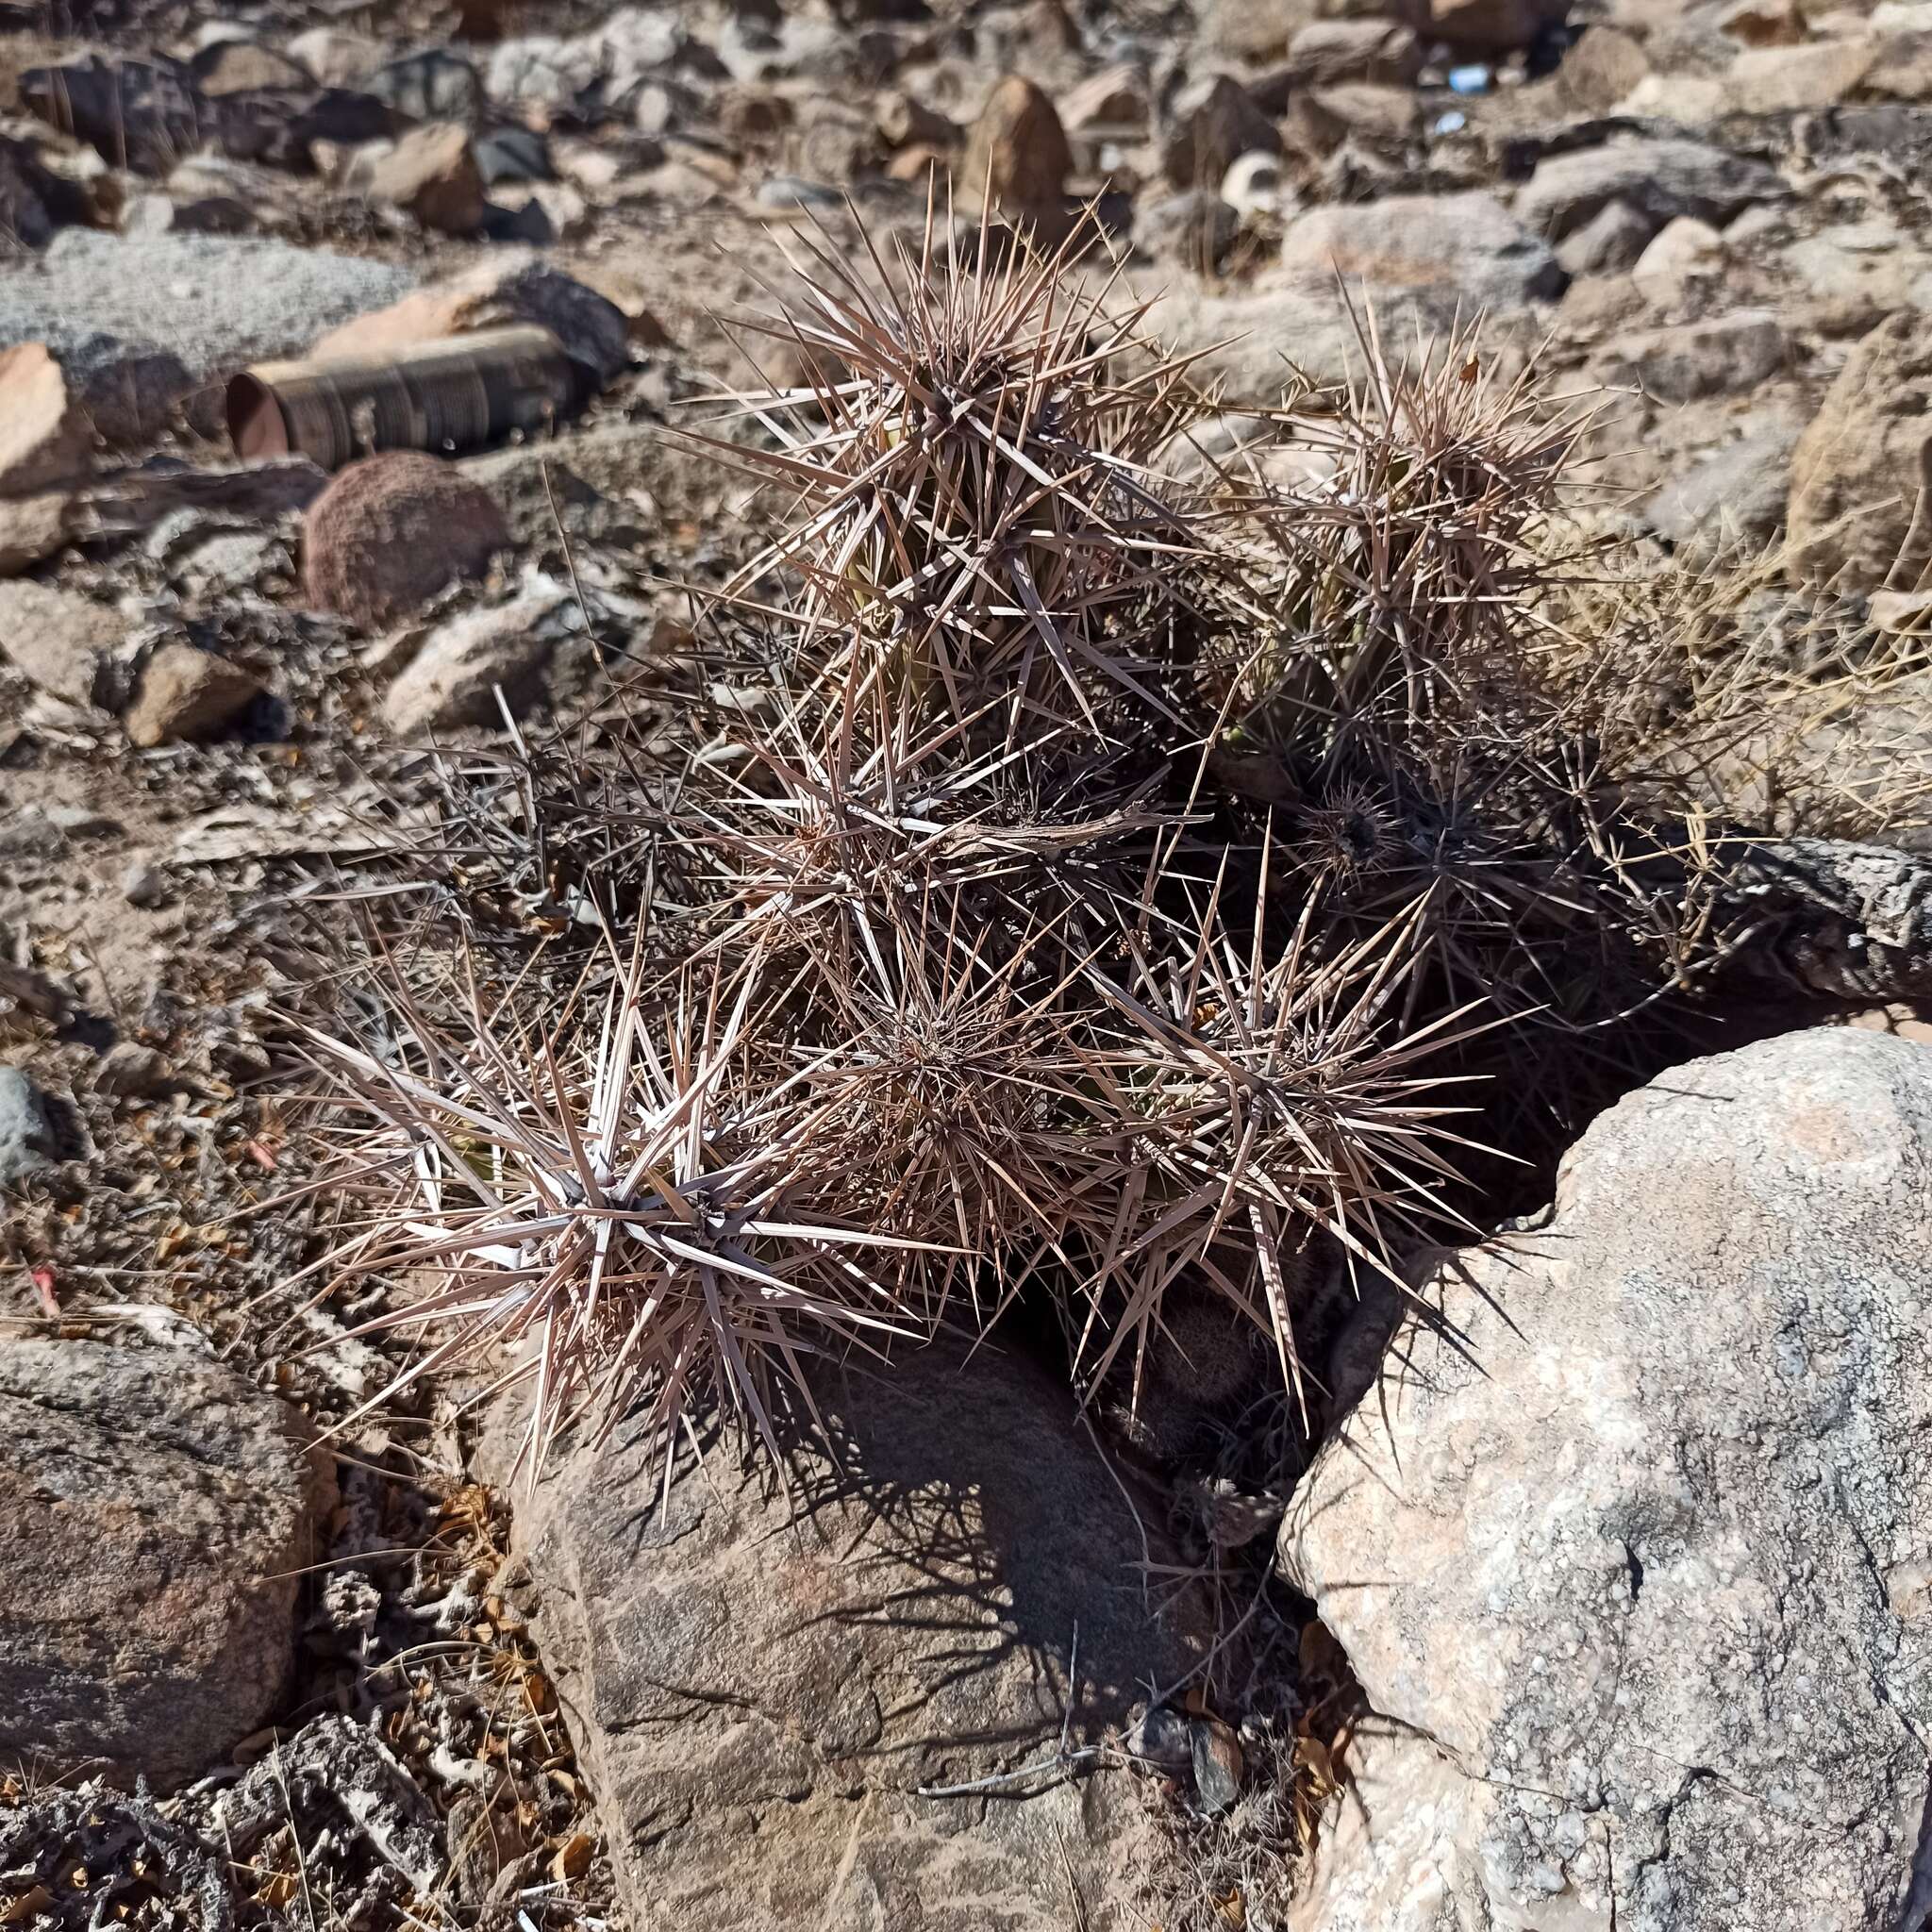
1281, 1027, 1932, 1932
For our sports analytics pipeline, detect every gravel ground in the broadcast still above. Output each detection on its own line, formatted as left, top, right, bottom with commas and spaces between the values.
0, 229, 418, 431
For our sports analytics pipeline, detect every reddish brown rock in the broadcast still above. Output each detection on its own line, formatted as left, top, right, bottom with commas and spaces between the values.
0, 1339, 335, 1788
1432, 0, 1572, 53
303, 451, 510, 632
345, 124, 488, 236
0, 344, 92, 501
959, 74, 1071, 215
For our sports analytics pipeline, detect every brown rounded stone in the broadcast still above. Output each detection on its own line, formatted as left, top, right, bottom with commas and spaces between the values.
301, 451, 510, 632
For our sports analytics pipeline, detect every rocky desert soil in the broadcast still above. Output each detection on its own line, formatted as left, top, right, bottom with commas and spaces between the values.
6, 0, 1932, 1928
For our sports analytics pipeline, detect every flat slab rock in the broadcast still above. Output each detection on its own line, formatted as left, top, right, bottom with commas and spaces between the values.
0, 1339, 336, 1788
1280, 1027, 1932, 1932
487, 1341, 1208, 1931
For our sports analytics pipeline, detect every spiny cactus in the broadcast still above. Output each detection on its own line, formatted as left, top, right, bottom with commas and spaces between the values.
293, 936, 947, 1478
294, 220, 1932, 1482
1210, 309, 1592, 778
701, 201, 1232, 768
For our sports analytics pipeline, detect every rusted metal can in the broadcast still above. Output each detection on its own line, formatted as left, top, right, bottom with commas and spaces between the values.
225, 325, 581, 471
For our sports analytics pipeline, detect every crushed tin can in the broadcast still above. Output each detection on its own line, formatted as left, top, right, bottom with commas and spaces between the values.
225, 325, 581, 471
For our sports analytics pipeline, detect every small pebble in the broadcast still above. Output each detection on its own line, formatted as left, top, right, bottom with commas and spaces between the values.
1190, 1713, 1243, 1816
1132, 1702, 1194, 1772
122, 861, 172, 908
0, 1067, 58, 1184
96, 1041, 169, 1098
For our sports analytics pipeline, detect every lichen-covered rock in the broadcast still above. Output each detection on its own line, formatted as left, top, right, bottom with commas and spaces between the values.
0, 1339, 336, 1787
1280, 1027, 1932, 1932
488, 1341, 1209, 1931
302, 451, 508, 632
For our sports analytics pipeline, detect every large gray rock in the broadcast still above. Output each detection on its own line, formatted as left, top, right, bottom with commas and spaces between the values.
1277, 192, 1564, 306
0, 229, 415, 441
0, 1339, 336, 1787
1593, 308, 1789, 404
1140, 275, 1374, 400
1514, 136, 1785, 241
1141, 265, 1548, 404
1784, 215, 1932, 321
490, 1341, 1208, 1931
1142, 193, 1559, 408
1280, 1028, 1932, 1932
1644, 419, 1800, 557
